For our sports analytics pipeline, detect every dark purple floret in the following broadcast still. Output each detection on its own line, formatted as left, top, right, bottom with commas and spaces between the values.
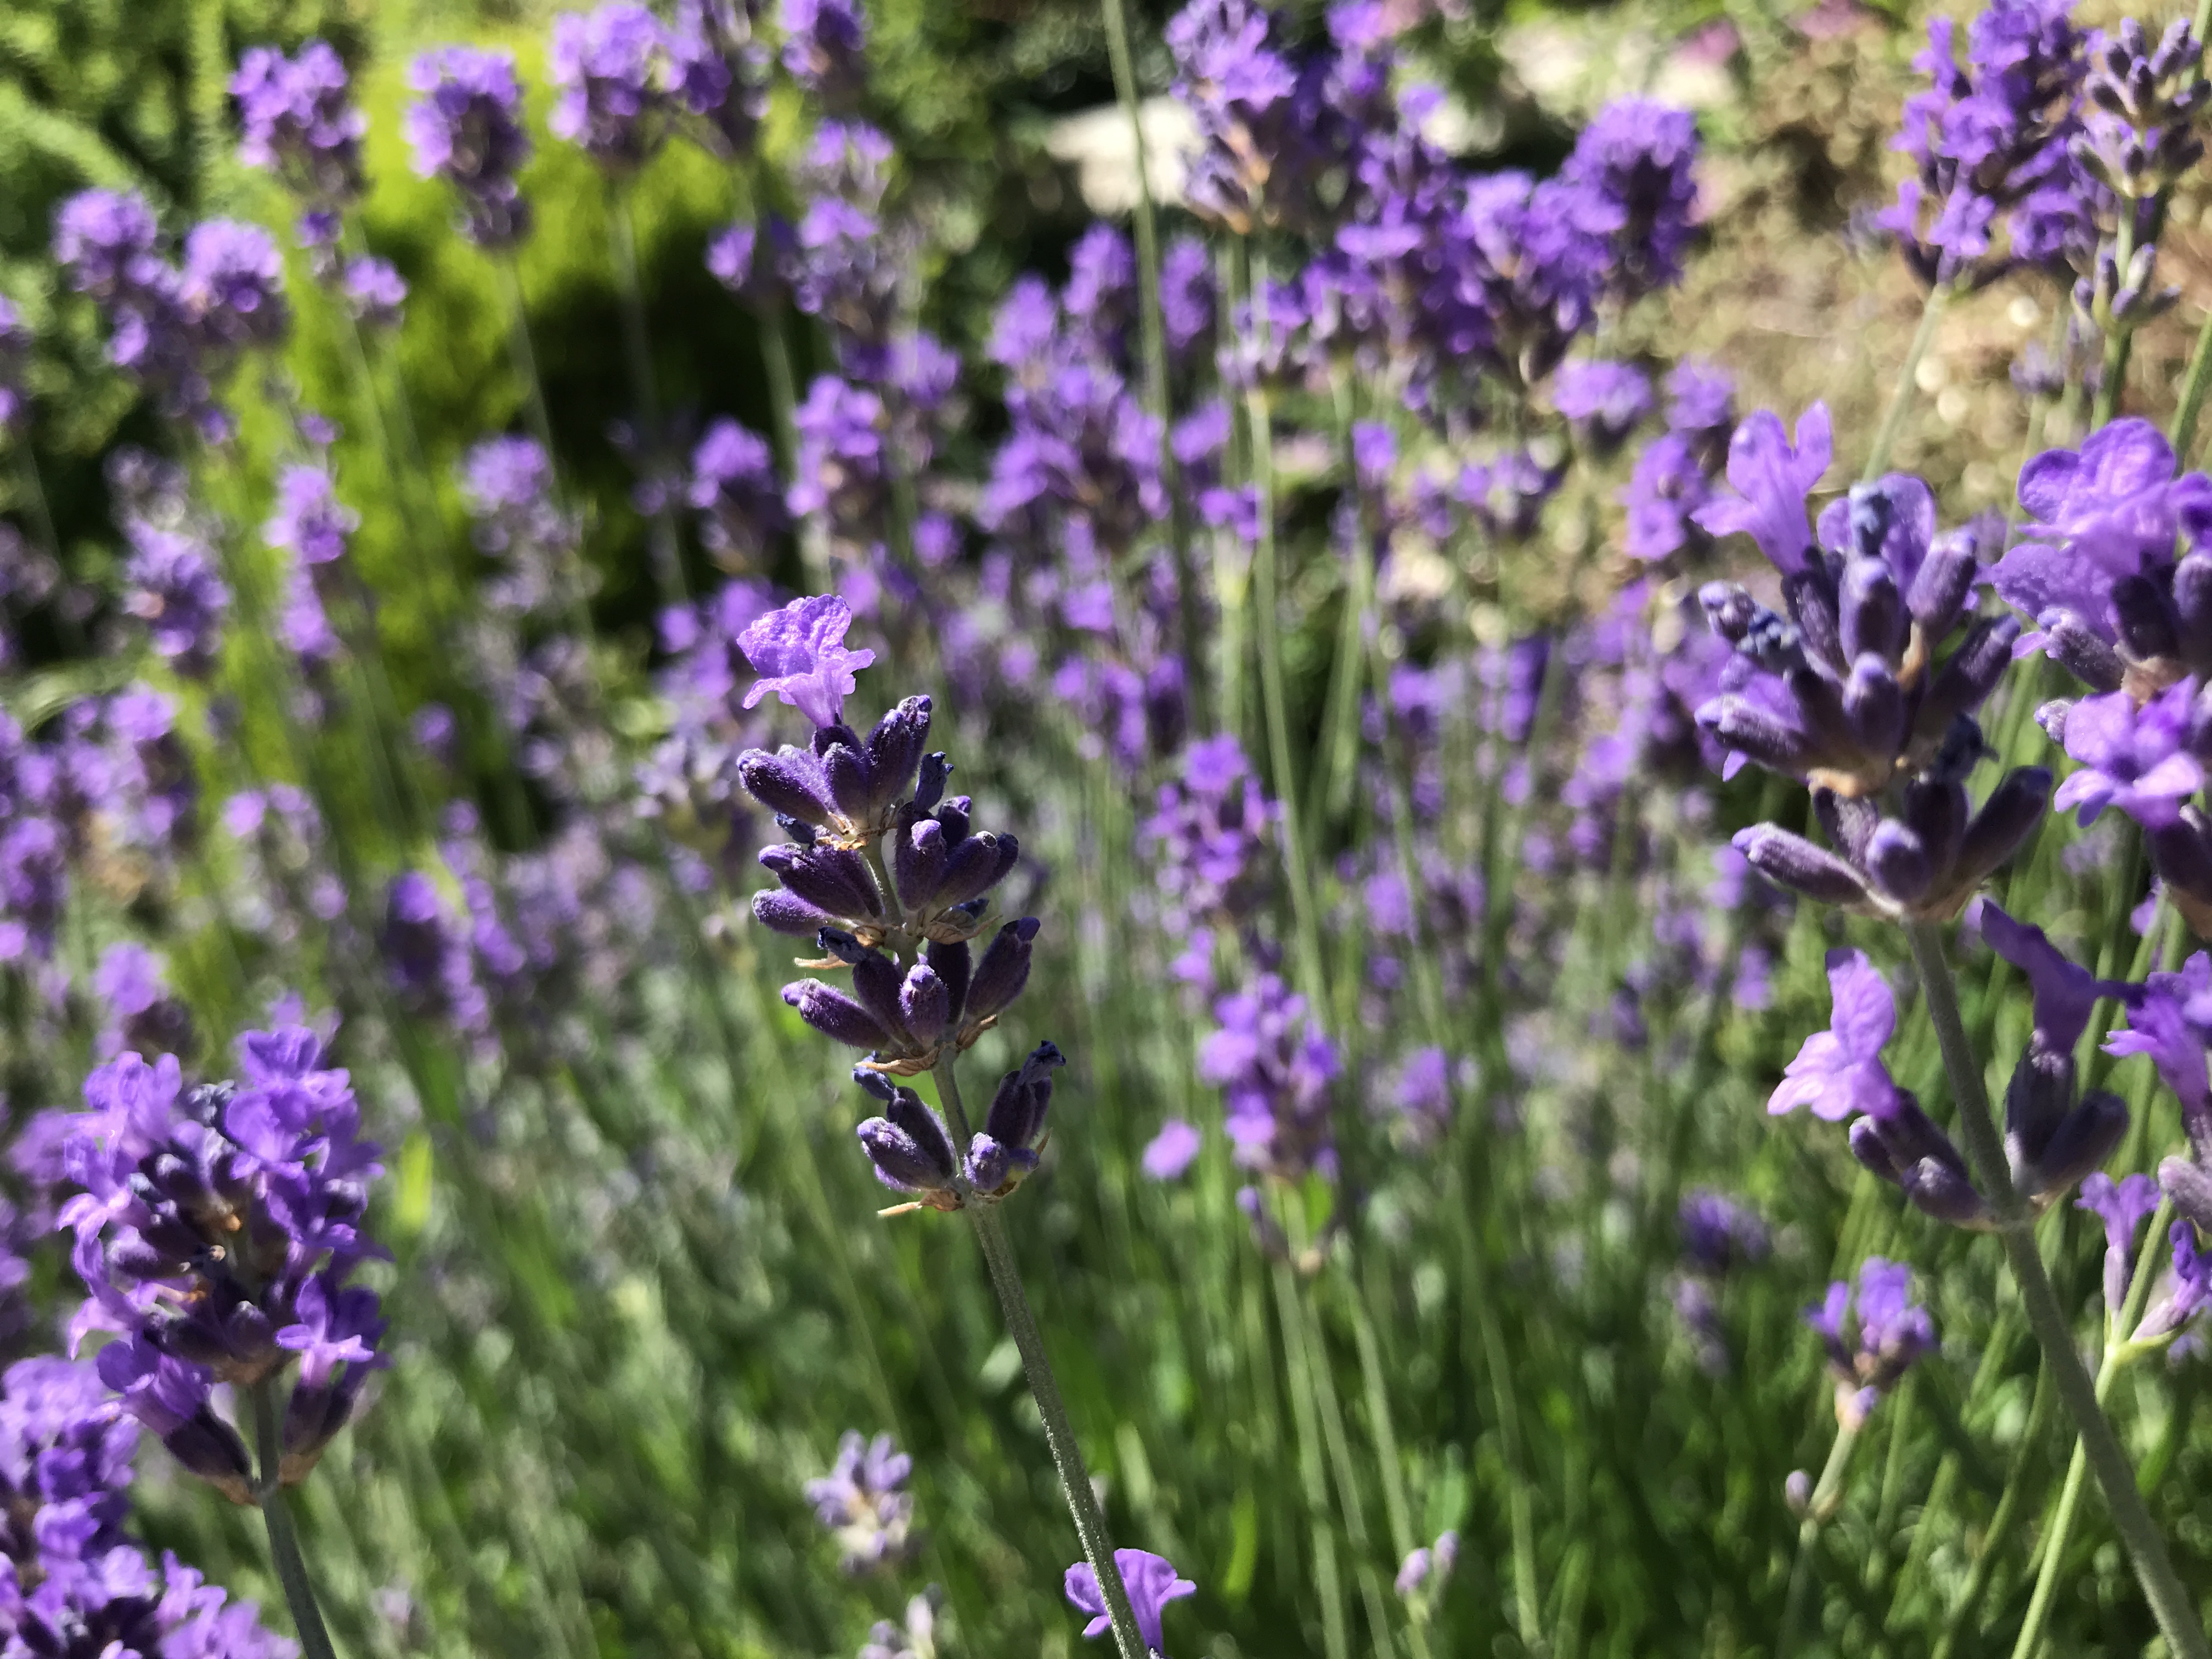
780, 0, 870, 105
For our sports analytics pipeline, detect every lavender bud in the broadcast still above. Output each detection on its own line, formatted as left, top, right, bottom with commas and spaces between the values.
1732, 826, 1870, 906
785, 980, 893, 1049
965, 917, 1040, 1025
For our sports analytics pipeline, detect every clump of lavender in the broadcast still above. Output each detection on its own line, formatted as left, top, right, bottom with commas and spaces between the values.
110, 449, 228, 680
460, 436, 589, 617
1696, 407, 2046, 919
230, 40, 367, 258
405, 47, 534, 248
92, 944, 195, 1060
55, 193, 290, 439
0, 297, 35, 439
61, 1028, 387, 1500
1199, 974, 1341, 1182
733, 595, 1043, 1190
780, 0, 870, 108
1807, 1259, 1936, 1428
688, 417, 787, 571
1139, 734, 1277, 989
1878, 0, 2084, 290
1622, 360, 1736, 563
804, 1430, 917, 1573
550, 3, 681, 173
0, 1356, 295, 1658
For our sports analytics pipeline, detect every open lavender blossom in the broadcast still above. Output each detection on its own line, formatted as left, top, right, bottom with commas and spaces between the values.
738, 594, 877, 729
1066, 1548, 1195, 1656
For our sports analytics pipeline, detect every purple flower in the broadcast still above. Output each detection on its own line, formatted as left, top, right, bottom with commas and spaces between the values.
549, 3, 678, 171
1769, 948, 1899, 1121
1679, 1189, 1770, 1274
0, 297, 31, 438
230, 40, 366, 212
1554, 359, 1654, 456
264, 465, 358, 569
405, 47, 534, 246
1622, 433, 1715, 562
341, 256, 408, 329
1691, 403, 1832, 574
92, 943, 194, 1060
53, 189, 160, 299
1141, 1119, 1204, 1180
121, 520, 228, 681
804, 1431, 915, 1573
1065, 1549, 1196, 1656
1199, 974, 1340, 1180
1807, 1257, 1936, 1425
2105, 951, 2212, 1158
2078, 1171, 2162, 1316
737, 594, 876, 728
2053, 682, 2204, 828
2138, 1220, 2212, 1342
1559, 98, 1702, 301
1141, 735, 1276, 977
58, 1030, 387, 1487
1878, 0, 2084, 288
1976, 899, 2132, 1051
687, 417, 787, 569
780, 0, 870, 105
179, 220, 290, 351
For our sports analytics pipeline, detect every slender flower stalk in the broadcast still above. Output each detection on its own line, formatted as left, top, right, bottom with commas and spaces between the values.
1863, 284, 1950, 481
1905, 921, 2211, 1659
608, 182, 687, 606
942, 1060, 1148, 1659
1777, 1419, 1861, 1659
252, 1376, 339, 1659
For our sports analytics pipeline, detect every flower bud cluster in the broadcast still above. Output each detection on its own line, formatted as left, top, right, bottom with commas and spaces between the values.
59, 1029, 387, 1497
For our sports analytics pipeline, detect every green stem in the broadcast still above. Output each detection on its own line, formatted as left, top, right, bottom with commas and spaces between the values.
1926, 1360, 2055, 1659
2095, 210, 2140, 428
1348, 1283, 1434, 1659
935, 1060, 1148, 1659
2006, 1195, 2176, 1659
1240, 255, 1326, 1011
1779, 1417, 1861, 1659
496, 257, 558, 466
1863, 284, 1951, 482
1272, 1259, 1353, 1659
607, 183, 686, 608
1905, 921, 2211, 1659
251, 1378, 341, 1659
2170, 303, 2212, 462
1096, 0, 1207, 734
1293, 1276, 1400, 1659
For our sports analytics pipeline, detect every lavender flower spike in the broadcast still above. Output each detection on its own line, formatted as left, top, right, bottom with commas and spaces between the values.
405, 47, 534, 247
804, 1430, 917, 1573
739, 594, 877, 728
1807, 1257, 1936, 1428
1066, 1549, 1195, 1655
1769, 949, 1900, 1121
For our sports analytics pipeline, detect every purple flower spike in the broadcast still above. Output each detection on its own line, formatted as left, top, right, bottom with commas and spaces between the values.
1769, 948, 1899, 1121
781, 0, 871, 105
405, 47, 534, 247
230, 40, 366, 213
549, 3, 679, 171
2054, 683, 2204, 828
738, 594, 877, 727
1554, 360, 1654, 457
1692, 403, 1833, 575
2078, 1171, 2162, 1317
1066, 1548, 1196, 1656
1807, 1256, 1936, 1427
2137, 1220, 2212, 1342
